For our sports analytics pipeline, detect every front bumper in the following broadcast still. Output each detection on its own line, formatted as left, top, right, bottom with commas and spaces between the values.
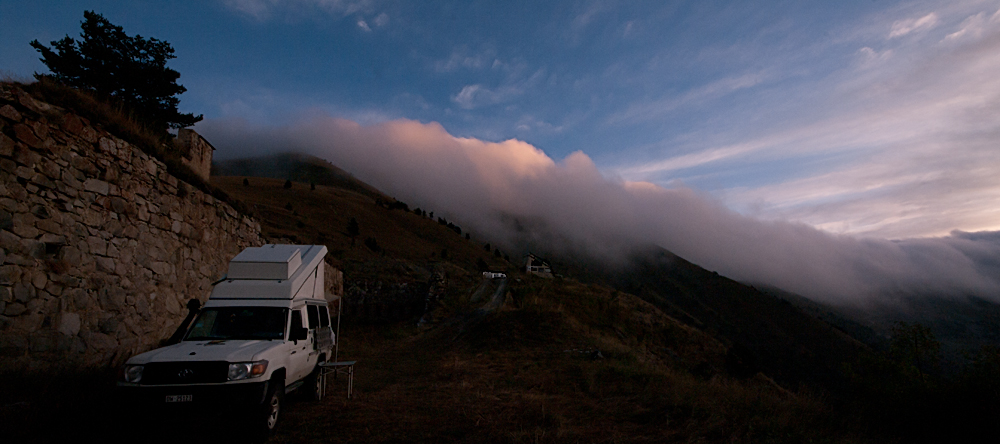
117, 380, 270, 415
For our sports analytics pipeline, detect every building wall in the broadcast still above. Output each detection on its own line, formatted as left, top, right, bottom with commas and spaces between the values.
0, 84, 266, 372
176, 128, 214, 183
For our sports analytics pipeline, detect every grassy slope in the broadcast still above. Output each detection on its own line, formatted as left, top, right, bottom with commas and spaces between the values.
614, 248, 868, 391
208, 174, 866, 443
214, 176, 509, 282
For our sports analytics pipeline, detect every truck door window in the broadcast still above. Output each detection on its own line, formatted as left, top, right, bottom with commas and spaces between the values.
318, 306, 330, 328
307, 305, 319, 329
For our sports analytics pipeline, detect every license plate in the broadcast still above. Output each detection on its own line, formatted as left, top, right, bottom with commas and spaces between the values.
165, 395, 193, 403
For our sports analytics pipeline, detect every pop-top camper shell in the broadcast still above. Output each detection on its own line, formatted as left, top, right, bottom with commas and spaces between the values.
210, 244, 328, 301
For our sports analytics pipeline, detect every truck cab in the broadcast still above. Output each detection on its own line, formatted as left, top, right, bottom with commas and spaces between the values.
118, 244, 336, 438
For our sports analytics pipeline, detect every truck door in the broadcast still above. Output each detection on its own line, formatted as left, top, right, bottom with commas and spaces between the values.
288, 308, 312, 383
306, 304, 322, 358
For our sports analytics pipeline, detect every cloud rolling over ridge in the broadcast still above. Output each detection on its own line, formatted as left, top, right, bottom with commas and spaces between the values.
201, 116, 1000, 304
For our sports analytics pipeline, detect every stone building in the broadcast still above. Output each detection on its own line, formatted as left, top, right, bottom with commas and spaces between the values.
175, 128, 214, 183
524, 253, 553, 277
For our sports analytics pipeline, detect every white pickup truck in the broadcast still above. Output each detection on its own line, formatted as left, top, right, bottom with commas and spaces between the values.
117, 244, 336, 438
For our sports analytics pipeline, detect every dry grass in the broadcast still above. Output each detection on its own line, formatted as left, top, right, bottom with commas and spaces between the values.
267, 292, 861, 443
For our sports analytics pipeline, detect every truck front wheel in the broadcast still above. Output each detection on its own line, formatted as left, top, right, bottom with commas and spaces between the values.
253, 379, 283, 440
264, 389, 281, 431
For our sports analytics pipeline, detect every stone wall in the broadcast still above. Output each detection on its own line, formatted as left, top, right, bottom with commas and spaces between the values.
0, 84, 265, 372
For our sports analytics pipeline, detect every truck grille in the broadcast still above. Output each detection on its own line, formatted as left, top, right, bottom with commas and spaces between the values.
142, 361, 229, 385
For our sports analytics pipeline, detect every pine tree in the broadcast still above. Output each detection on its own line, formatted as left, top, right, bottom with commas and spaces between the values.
30, 11, 202, 133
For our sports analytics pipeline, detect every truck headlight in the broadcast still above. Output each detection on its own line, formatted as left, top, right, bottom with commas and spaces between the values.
122, 365, 144, 383
228, 360, 268, 381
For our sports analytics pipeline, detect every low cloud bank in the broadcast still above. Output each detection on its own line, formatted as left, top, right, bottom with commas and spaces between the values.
200, 115, 1000, 304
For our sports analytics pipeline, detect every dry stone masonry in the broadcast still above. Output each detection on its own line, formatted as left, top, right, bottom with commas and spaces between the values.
0, 84, 265, 372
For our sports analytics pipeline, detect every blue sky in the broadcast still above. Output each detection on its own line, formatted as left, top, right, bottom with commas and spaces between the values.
3, 0, 1000, 242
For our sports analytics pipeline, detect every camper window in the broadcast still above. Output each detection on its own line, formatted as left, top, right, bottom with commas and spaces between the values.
307, 305, 320, 329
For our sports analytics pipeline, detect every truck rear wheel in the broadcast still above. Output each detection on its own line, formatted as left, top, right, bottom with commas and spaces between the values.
306, 366, 324, 401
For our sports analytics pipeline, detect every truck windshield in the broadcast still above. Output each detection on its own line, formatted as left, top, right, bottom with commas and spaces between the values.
185, 307, 288, 341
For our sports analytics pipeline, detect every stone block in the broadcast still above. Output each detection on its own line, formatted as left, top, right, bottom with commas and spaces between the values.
16, 89, 52, 113
4, 301, 26, 316
0, 104, 21, 121
44, 281, 62, 297
30, 173, 56, 189
31, 120, 49, 140
55, 274, 81, 287
0, 285, 10, 303
151, 261, 171, 276
13, 281, 35, 303
98, 137, 116, 153
105, 220, 124, 238
86, 236, 107, 256
36, 221, 64, 236
25, 241, 46, 260
5, 253, 33, 266
40, 158, 62, 179
80, 125, 99, 143
71, 156, 98, 176
83, 330, 118, 351
29, 332, 59, 353
83, 178, 109, 195
98, 317, 118, 334
103, 164, 119, 183
80, 208, 102, 227
98, 285, 126, 311
95, 256, 116, 273
13, 124, 42, 149
0, 133, 15, 157
61, 113, 83, 135
61, 169, 84, 190
31, 269, 47, 289
30, 204, 51, 219
67, 288, 89, 311
108, 197, 127, 214
10, 312, 44, 333
0, 158, 16, 174
13, 145, 42, 167
60, 245, 83, 268
122, 224, 139, 239
58, 312, 81, 336
0, 265, 21, 285
15, 165, 33, 180
135, 294, 151, 319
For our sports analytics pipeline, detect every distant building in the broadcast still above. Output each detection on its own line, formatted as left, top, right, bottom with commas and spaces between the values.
524, 253, 553, 277
176, 128, 215, 183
